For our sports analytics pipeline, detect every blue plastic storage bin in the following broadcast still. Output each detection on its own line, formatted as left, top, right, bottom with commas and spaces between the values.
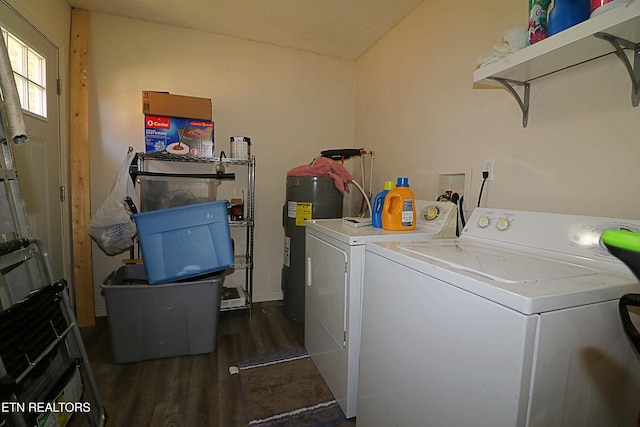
132, 200, 233, 284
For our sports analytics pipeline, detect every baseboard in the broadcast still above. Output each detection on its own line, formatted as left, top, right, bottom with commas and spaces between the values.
252, 291, 283, 303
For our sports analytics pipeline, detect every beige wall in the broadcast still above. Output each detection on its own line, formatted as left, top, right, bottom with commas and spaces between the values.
87, 13, 356, 313
10, 1, 640, 314
356, 0, 640, 220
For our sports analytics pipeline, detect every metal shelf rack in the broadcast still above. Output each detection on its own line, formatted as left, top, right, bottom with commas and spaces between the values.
131, 152, 255, 312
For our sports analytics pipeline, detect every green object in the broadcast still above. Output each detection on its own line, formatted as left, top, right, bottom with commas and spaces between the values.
604, 229, 640, 354
602, 229, 640, 281
601, 230, 640, 253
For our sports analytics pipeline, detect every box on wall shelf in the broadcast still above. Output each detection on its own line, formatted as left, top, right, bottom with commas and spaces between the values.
101, 263, 225, 364
220, 286, 246, 309
131, 200, 234, 284
144, 115, 215, 158
142, 91, 212, 121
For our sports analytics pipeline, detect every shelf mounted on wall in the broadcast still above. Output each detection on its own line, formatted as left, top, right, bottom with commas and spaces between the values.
594, 32, 640, 107
472, 4, 640, 128
490, 78, 531, 128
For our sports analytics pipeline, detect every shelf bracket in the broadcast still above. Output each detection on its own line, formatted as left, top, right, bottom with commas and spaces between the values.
490, 77, 530, 128
594, 32, 640, 107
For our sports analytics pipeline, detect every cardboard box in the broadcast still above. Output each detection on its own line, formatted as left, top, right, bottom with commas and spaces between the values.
145, 115, 215, 158
35, 363, 83, 426
221, 286, 246, 309
142, 91, 212, 121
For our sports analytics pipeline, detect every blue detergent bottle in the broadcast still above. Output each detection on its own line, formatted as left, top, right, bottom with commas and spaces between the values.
547, 0, 590, 36
372, 181, 395, 228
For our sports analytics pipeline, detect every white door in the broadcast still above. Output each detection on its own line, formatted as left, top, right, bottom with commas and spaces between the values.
1, 1, 67, 283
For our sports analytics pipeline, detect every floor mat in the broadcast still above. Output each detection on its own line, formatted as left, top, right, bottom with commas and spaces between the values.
235, 347, 347, 427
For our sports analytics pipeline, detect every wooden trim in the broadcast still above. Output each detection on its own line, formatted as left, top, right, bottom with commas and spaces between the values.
69, 9, 93, 327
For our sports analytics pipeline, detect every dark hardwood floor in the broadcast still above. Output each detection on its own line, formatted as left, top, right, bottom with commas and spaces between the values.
68, 300, 355, 427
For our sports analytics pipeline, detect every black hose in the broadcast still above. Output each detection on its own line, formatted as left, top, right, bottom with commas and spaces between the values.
477, 177, 488, 207
458, 195, 466, 228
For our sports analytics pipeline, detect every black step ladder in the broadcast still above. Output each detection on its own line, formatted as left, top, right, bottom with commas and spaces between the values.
0, 55, 107, 426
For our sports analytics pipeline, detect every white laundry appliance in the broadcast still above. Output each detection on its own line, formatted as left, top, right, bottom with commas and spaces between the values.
304, 200, 457, 418
357, 207, 640, 427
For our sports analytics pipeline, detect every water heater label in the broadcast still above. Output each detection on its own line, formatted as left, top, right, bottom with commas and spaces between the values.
295, 202, 313, 226
287, 201, 297, 218
284, 236, 290, 267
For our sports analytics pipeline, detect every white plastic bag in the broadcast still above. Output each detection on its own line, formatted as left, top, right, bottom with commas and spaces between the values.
477, 26, 528, 68
88, 149, 140, 255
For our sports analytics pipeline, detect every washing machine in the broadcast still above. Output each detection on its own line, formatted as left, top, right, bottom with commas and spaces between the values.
357, 208, 640, 427
304, 200, 457, 418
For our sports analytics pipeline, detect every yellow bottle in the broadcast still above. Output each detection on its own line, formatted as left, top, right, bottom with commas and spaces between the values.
381, 177, 416, 231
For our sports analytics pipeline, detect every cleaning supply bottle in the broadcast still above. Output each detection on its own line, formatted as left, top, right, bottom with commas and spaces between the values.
527, 0, 552, 45
372, 180, 395, 228
382, 177, 416, 231
547, 0, 590, 36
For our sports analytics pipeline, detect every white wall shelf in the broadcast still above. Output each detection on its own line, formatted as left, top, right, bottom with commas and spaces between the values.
473, 3, 640, 127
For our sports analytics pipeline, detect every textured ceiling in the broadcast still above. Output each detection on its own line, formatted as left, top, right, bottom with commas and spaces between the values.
66, 0, 424, 59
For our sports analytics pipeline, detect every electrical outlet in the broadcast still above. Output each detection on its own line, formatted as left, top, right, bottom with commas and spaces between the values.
482, 159, 495, 181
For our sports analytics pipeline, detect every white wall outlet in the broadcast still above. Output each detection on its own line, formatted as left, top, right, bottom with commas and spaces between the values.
482, 159, 495, 181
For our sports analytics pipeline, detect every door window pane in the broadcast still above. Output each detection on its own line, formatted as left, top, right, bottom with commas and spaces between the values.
1, 28, 47, 118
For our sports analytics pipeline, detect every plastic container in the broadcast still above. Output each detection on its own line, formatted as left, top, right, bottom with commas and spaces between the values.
137, 175, 220, 212
372, 181, 395, 228
381, 177, 416, 231
590, 0, 625, 17
230, 136, 251, 160
131, 200, 234, 284
547, 0, 590, 36
527, 0, 552, 45
101, 263, 224, 363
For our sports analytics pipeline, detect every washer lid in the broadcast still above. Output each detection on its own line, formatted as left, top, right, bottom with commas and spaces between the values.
398, 242, 597, 283
369, 240, 639, 314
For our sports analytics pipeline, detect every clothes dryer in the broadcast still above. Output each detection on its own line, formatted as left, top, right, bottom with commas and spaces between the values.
304, 200, 457, 418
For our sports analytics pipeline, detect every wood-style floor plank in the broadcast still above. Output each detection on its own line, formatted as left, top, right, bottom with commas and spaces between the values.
68, 301, 309, 427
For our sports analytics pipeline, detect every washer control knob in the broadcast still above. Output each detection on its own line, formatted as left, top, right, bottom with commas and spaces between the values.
496, 218, 510, 231
425, 206, 439, 221
477, 216, 491, 228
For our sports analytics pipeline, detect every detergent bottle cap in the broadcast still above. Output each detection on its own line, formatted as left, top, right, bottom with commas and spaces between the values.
383, 181, 395, 191
396, 177, 409, 187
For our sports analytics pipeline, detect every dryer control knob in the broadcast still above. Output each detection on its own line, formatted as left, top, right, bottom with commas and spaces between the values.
496, 218, 510, 231
478, 216, 491, 228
